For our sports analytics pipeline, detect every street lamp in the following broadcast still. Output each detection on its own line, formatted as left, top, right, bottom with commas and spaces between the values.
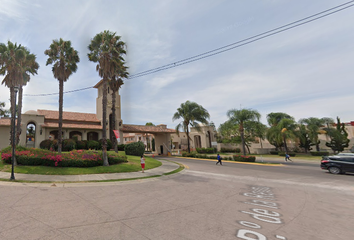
10, 86, 19, 180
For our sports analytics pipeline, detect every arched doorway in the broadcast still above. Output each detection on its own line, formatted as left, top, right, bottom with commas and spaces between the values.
69, 131, 82, 141
26, 122, 36, 148
194, 135, 201, 148
87, 132, 98, 141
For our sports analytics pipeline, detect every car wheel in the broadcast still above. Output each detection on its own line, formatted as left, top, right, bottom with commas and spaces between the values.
328, 166, 341, 174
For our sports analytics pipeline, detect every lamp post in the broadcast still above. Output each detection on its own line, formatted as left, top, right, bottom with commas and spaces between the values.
10, 86, 19, 180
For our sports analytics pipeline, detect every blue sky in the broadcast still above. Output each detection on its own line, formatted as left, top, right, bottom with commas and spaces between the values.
1, 0, 354, 130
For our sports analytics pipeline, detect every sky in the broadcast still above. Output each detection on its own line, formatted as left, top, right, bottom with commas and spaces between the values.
1, 0, 354, 130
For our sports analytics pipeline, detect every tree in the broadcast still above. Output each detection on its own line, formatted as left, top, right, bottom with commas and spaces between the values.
325, 117, 350, 154
266, 112, 293, 151
217, 120, 239, 143
45, 38, 80, 154
227, 108, 261, 155
0, 41, 39, 165
172, 101, 210, 153
245, 121, 268, 150
88, 30, 126, 165
297, 123, 314, 153
16, 49, 39, 145
299, 117, 326, 152
145, 122, 155, 151
0, 102, 10, 117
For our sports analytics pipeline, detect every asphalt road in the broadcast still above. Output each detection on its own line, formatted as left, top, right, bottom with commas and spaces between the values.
0, 157, 353, 240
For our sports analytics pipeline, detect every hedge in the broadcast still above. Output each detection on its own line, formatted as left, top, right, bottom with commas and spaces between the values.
196, 147, 215, 154
220, 148, 241, 153
233, 155, 256, 162
125, 141, 145, 156
310, 151, 329, 156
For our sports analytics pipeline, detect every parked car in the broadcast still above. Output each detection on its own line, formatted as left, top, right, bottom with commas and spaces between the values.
321, 154, 354, 174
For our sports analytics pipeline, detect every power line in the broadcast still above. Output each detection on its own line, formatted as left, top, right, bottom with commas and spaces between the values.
24, 86, 94, 96
24, 1, 354, 97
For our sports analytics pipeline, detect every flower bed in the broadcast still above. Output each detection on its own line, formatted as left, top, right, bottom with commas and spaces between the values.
233, 155, 256, 162
1, 148, 127, 167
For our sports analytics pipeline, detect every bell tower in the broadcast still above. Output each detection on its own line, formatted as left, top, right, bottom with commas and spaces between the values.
93, 80, 123, 143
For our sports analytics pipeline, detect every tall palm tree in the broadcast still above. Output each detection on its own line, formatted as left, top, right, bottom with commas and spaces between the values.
172, 101, 210, 153
16, 49, 39, 145
227, 108, 261, 155
88, 30, 126, 165
278, 118, 298, 154
298, 117, 326, 152
109, 62, 128, 153
1, 41, 39, 165
45, 38, 80, 153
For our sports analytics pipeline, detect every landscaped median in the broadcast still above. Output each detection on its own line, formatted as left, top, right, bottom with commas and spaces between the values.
0, 147, 162, 176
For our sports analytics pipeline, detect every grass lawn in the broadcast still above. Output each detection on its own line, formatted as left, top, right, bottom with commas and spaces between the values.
0, 151, 162, 175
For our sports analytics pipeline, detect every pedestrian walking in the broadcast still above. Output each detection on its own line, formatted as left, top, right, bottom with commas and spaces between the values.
285, 153, 292, 162
141, 155, 146, 172
216, 154, 222, 165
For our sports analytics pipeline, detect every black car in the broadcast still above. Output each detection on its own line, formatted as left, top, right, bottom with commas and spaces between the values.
321, 153, 354, 174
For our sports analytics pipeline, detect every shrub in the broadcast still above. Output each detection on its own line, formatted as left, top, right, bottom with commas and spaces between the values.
99, 139, 113, 150
182, 152, 196, 158
310, 151, 329, 156
40, 140, 52, 150
117, 144, 125, 151
125, 141, 145, 156
76, 140, 87, 150
196, 148, 215, 154
51, 140, 58, 151
63, 139, 76, 151
278, 152, 296, 157
220, 148, 241, 153
233, 155, 256, 162
270, 151, 279, 155
87, 140, 99, 150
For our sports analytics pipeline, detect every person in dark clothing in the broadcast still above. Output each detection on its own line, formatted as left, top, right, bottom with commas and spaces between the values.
216, 154, 222, 165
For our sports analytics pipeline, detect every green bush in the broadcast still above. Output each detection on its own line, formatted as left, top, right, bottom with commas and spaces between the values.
270, 151, 278, 155
76, 140, 87, 150
40, 140, 52, 150
182, 152, 196, 158
99, 139, 113, 150
310, 151, 329, 156
196, 147, 215, 154
63, 139, 76, 151
233, 155, 256, 162
220, 148, 241, 153
1, 149, 127, 167
87, 140, 99, 150
278, 152, 296, 157
51, 140, 58, 151
125, 141, 145, 156
117, 144, 125, 151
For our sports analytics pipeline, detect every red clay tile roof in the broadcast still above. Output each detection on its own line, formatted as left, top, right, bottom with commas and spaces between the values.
41, 122, 102, 130
37, 109, 100, 123
122, 124, 176, 133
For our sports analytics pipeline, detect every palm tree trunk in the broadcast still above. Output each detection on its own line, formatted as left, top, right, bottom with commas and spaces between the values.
16, 85, 23, 145
186, 126, 190, 153
58, 79, 63, 154
240, 124, 246, 155
283, 134, 289, 154
111, 90, 118, 153
10, 87, 17, 165
102, 78, 109, 166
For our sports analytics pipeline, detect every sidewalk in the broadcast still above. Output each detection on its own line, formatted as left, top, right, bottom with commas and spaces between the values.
0, 159, 180, 182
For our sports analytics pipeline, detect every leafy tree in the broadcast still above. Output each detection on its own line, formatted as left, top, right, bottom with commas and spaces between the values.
0, 102, 10, 117
297, 124, 314, 153
88, 30, 126, 165
145, 122, 155, 126
227, 108, 261, 155
45, 38, 79, 153
0, 41, 38, 165
266, 112, 293, 151
325, 117, 350, 154
217, 120, 239, 143
299, 117, 326, 152
172, 101, 210, 153
245, 121, 268, 149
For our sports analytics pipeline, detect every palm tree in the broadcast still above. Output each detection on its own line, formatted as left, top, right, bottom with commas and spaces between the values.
109, 62, 128, 153
172, 101, 210, 153
88, 30, 126, 165
278, 118, 298, 154
298, 117, 326, 152
227, 108, 261, 155
16, 49, 39, 145
1, 41, 39, 164
44, 38, 80, 153
0, 102, 10, 117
